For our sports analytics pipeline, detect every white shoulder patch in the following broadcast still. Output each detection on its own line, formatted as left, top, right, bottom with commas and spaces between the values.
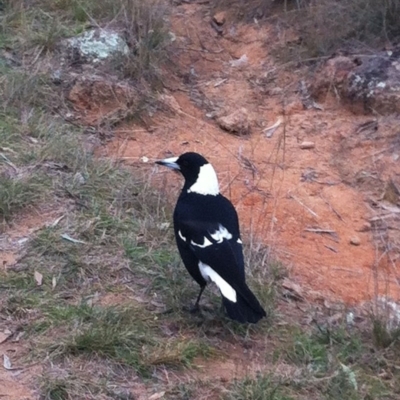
237, 238, 242, 244
210, 224, 232, 243
199, 262, 237, 303
187, 163, 219, 196
178, 230, 186, 242
191, 237, 213, 248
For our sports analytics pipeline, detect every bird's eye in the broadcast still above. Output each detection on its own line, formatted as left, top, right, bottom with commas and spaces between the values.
181, 160, 189, 167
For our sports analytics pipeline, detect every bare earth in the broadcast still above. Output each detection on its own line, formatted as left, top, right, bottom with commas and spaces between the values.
100, 4, 400, 304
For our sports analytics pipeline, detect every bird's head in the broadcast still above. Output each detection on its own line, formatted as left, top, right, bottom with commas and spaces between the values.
156, 152, 220, 196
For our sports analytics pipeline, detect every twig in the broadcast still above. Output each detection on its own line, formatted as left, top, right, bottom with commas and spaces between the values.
263, 117, 282, 138
239, 155, 258, 178
0, 152, 18, 172
290, 194, 319, 218
361, 145, 395, 160
370, 213, 398, 222
214, 78, 227, 88
112, 129, 149, 133
324, 245, 338, 253
320, 194, 344, 221
305, 228, 336, 234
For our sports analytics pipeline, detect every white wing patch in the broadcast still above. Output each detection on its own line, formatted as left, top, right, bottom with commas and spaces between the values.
187, 163, 219, 196
237, 238, 242, 244
210, 224, 232, 243
199, 262, 237, 303
191, 237, 213, 248
178, 230, 187, 242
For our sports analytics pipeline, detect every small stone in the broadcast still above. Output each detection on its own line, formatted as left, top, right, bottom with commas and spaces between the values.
159, 94, 181, 114
73, 172, 86, 185
299, 141, 315, 149
216, 108, 251, 135
213, 11, 226, 26
350, 236, 361, 246
229, 54, 248, 68
358, 222, 371, 232
346, 312, 355, 325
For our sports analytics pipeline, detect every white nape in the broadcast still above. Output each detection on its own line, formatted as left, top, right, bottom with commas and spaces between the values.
191, 237, 213, 248
187, 163, 219, 196
178, 230, 186, 242
210, 224, 232, 243
199, 261, 237, 303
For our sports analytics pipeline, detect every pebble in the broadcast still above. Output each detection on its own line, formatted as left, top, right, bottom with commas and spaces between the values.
213, 11, 226, 26
299, 141, 315, 149
358, 222, 371, 232
350, 236, 361, 246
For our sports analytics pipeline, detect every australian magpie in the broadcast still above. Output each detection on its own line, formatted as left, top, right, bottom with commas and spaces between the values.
156, 152, 266, 324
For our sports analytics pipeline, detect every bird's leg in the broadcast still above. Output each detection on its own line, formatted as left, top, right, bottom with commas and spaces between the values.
220, 297, 225, 314
190, 285, 206, 313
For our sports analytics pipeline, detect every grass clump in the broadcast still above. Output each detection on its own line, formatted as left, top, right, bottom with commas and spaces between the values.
226, 374, 293, 400
278, 0, 400, 60
40, 378, 70, 400
39, 372, 106, 400
372, 317, 400, 349
0, 174, 45, 221
49, 306, 155, 374
146, 339, 214, 368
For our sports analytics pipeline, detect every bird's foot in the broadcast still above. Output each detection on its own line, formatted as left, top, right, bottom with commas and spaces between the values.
189, 303, 201, 314
182, 304, 201, 314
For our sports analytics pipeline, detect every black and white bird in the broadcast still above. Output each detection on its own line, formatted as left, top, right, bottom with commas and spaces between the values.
156, 152, 266, 324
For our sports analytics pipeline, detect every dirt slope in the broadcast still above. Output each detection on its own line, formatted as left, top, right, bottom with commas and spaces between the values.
99, 3, 400, 304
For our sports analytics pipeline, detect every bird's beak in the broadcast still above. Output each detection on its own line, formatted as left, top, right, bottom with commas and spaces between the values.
155, 156, 180, 170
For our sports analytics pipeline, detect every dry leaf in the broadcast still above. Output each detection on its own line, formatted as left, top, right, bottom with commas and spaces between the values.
49, 215, 65, 228
282, 278, 304, 301
3, 354, 12, 370
34, 271, 43, 286
263, 117, 282, 138
383, 178, 400, 204
60, 233, 86, 244
0, 332, 11, 344
149, 392, 165, 400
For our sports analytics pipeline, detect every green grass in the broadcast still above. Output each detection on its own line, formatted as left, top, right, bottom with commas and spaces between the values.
272, 321, 400, 399
0, 174, 45, 221
40, 378, 70, 400
47, 306, 156, 374
372, 317, 400, 349
226, 374, 294, 400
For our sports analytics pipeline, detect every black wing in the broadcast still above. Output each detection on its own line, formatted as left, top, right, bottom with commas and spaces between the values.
178, 218, 245, 286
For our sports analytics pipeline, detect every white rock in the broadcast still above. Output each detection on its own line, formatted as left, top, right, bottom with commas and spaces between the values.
66, 29, 129, 63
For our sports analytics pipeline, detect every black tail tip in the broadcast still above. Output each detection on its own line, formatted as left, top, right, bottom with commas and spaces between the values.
223, 298, 267, 324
